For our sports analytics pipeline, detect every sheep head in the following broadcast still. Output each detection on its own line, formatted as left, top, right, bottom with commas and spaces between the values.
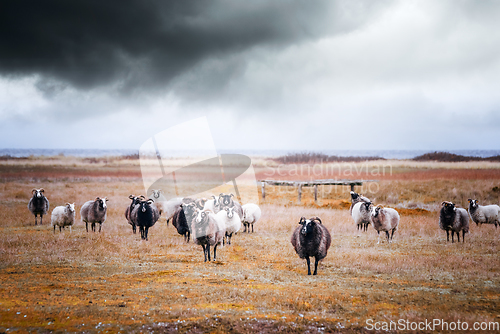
468, 199, 478, 208
299, 216, 321, 236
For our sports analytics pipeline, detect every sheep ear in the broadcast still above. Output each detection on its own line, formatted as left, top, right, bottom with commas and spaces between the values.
441, 201, 447, 206
467, 198, 472, 203
105, 197, 109, 202
299, 216, 306, 224
219, 193, 224, 197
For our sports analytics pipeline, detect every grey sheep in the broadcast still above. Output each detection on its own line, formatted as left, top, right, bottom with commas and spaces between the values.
80, 197, 108, 232
439, 201, 469, 243
371, 205, 400, 244
468, 198, 500, 228
291, 217, 331, 275
131, 198, 160, 240
218, 193, 243, 219
51, 203, 75, 233
351, 201, 372, 232
125, 195, 144, 233
28, 188, 49, 225
191, 209, 225, 262
349, 191, 370, 215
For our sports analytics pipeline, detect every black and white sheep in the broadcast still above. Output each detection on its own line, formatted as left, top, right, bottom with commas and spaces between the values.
191, 209, 225, 262
203, 195, 219, 213
28, 188, 50, 225
215, 206, 241, 245
439, 201, 469, 243
80, 197, 108, 232
291, 217, 331, 275
171, 202, 197, 242
351, 201, 372, 232
51, 203, 75, 233
349, 191, 370, 215
370, 205, 400, 244
125, 195, 145, 233
468, 198, 500, 228
218, 193, 243, 219
241, 203, 261, 233
131, 198, 160, 240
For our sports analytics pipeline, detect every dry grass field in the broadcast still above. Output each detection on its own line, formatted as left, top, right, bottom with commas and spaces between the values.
0, 157, 499, 333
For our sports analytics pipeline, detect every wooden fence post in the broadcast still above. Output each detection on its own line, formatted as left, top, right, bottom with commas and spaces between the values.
298, 184, 302, 203
314, 185, 318, 203
261, 181, 266, 200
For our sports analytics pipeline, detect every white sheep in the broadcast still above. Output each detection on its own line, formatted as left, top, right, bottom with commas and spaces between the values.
468, 198, 500, 228
370, 205, 400, 244
351, 201, 372, 232
203, 195, 219, 213
241, 203, 261, 233
215, 206, 241, 245
156, 197, 184, 226
51, 203, 75, 233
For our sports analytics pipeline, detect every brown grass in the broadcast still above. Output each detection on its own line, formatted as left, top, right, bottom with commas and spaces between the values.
0, 158, 499, 332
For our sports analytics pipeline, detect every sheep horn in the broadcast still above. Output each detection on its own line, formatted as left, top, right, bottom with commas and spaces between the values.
129, 195, 134, 199
105, 197, 109, 201
299, 216, 306, 224
230, 194, 234, 197
467, 198, 472, 203
95, 197, 100, 200
312, 217, 322, 224
40, 188, 45, 192
66, 202, 70, 206
32, 189, 37, 194
148, 198, 154, 203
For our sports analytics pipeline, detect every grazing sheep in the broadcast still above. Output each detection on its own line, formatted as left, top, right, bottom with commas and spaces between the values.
351, 201, 372, 232
468, 198, 500, 228
241, 203, 261, 233
215, 206, 241, 245
131, 198, 160, 240
171, 202, 197, 242
291, 217, 331, 275
370, 205, 400, 244
125, 195, 145, 233
51, 203, 75, 233
191, 209, 225, 262
349, 191, 370, 215
80, 197, 108, 232
155, 197, 184, 226
28, 188, 50, 225
439, 201, 469, 243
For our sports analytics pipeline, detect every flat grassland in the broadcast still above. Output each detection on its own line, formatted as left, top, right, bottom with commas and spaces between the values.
0, 157, 499, 333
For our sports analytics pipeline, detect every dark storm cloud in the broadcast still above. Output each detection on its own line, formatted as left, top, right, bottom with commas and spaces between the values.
0, 0, 387, 94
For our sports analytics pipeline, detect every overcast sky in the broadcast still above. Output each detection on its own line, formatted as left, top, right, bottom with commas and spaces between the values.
1, 0, 500, 151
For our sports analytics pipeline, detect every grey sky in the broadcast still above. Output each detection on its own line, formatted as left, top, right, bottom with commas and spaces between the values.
1, 0, 500, 151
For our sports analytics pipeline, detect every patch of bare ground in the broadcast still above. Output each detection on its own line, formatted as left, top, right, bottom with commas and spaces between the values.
0, 159, 499, 332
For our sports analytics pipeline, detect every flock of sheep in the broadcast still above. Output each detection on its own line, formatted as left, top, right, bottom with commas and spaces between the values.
26, 187, 500, 275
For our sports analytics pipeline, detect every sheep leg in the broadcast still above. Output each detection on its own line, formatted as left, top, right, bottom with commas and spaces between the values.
53, 225, 56, 233
40, 214, 43, 225
462, 230, 465, 242
377, 231, 380, 244
34, 214, 37, 226
251, 223, 254, 233
391, 228, 396, 241
457, 230, 461, 243
145, 226, 149, 241
85, 222, 88, 232
187, 231, 190, 243
306, 257, 311, 275
166, 218, 170, 226
313, 257, 319, 275
132, 224, 136, 234
59, 226, 62, 233
385, 231, 390, 243
451, 231, 455, 243
213, 244, 218, 261
243, 223, 247, 233
202, 244, 207, 262
446, 230, 449, 242
99, 223, 102, 233
206, 245, 211, 262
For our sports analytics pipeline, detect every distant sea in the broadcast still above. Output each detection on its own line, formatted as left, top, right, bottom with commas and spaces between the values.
2, 148, 500, 160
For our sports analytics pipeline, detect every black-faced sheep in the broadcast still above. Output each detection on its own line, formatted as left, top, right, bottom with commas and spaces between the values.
468, 198, 500, 228
370, 205, 400, 244
241, 203, 261, 233
28, 188, 49, 225
191, 209, 225, 262
171, 202, 197, 242
291, 217, 331, 275
351, 201, 372, 232
80, 197, 108, 232
51, 203, 75, 233
131, 198, 160, 240
439, 201, 469, 243
125, 195, 144, 233
218, 193, 243, 219
349, 191, 371, 215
